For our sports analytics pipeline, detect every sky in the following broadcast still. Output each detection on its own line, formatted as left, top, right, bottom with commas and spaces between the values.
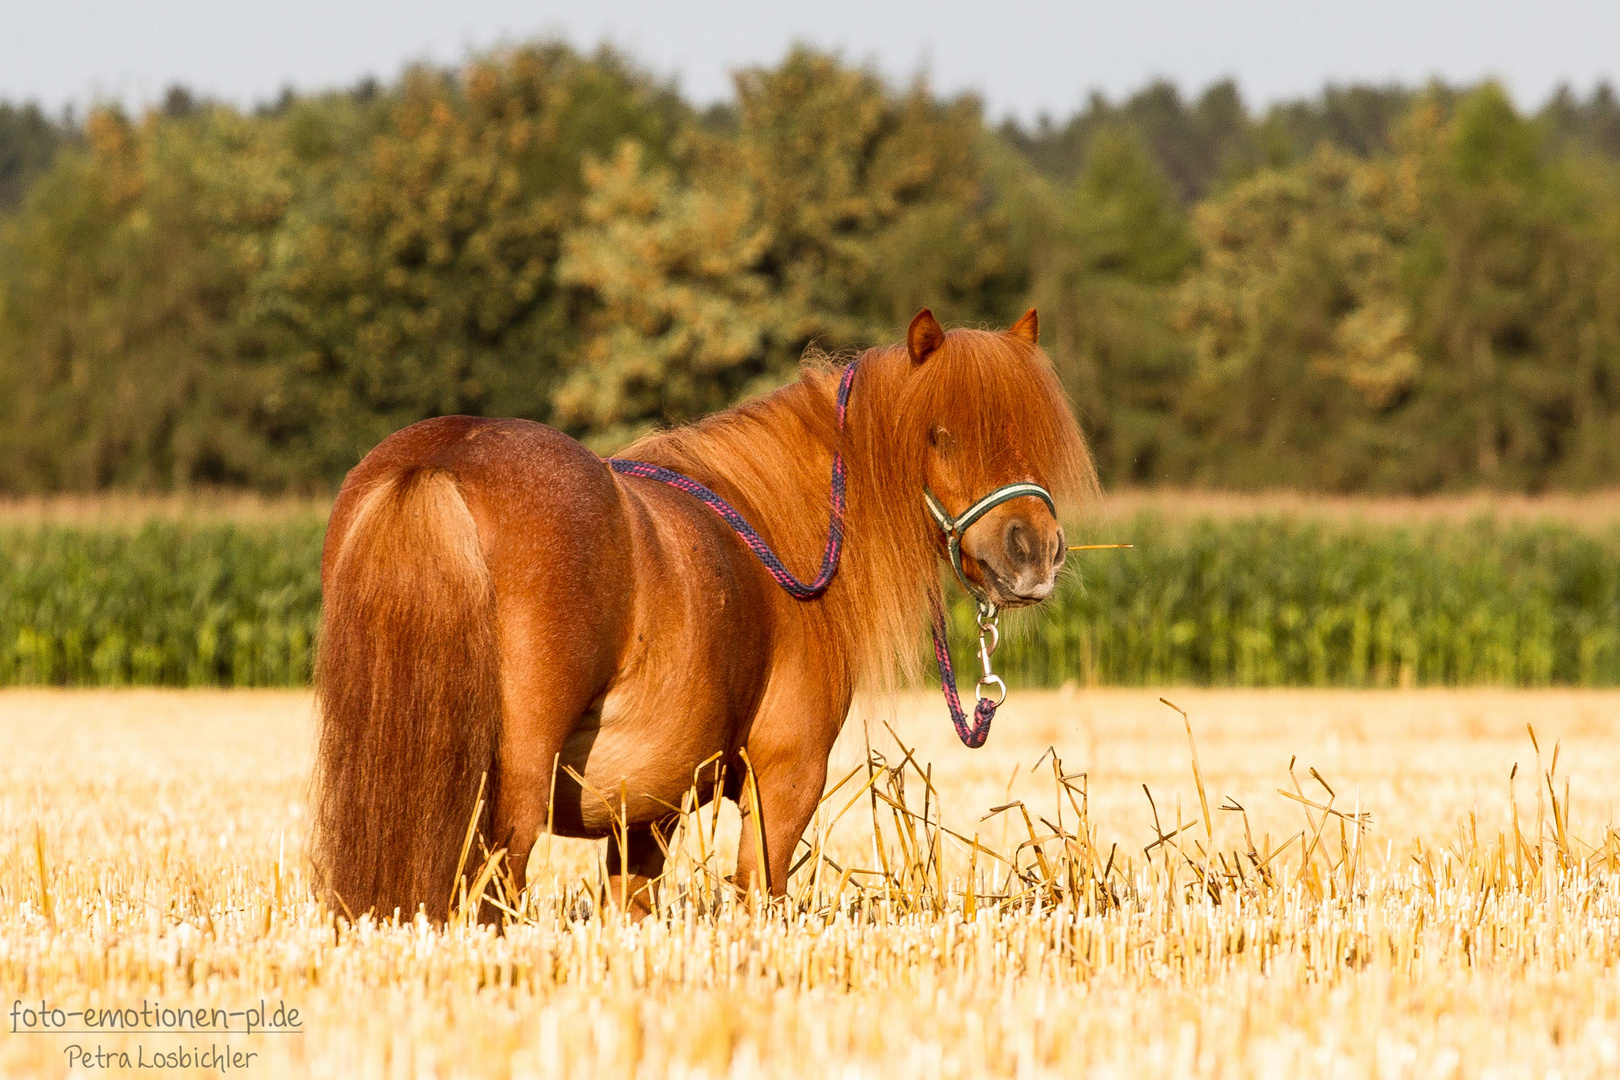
5, 1, 1619, 123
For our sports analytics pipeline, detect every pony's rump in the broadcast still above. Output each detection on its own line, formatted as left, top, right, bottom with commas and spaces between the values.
311, 466, 501, 922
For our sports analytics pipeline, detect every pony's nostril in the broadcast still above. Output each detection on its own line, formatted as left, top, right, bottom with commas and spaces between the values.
1053, 527, 1066, 569
1005, 519, 1035, 566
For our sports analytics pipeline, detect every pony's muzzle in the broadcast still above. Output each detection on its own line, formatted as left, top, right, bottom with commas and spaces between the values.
967, 513, 1065, 607
1004, 518, 1065, 600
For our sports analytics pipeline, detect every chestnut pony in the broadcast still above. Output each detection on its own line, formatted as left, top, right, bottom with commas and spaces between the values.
311, 308, 1094, 920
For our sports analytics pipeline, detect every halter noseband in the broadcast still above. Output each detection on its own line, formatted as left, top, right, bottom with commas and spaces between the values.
923, 482, 1057, 615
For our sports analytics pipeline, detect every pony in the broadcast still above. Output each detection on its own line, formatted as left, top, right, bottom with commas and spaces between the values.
310, 308, 1095, 920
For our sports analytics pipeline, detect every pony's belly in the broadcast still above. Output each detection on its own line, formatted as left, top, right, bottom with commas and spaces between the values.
550, 687, 735, 836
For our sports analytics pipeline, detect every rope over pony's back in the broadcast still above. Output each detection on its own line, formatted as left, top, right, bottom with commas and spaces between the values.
605, 362, 858, 600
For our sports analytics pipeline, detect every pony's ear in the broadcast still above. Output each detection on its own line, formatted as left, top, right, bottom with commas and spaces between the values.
1007, 308, 1039, 345
908, 308, 945, 365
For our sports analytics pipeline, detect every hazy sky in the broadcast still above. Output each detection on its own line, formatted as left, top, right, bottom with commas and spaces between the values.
6, 1, 1618, 122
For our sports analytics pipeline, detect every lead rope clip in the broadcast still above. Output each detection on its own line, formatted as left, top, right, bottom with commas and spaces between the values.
974, 601, 1005, 707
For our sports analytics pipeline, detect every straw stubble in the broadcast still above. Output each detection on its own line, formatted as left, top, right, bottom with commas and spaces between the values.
2, 686, 1618, 1078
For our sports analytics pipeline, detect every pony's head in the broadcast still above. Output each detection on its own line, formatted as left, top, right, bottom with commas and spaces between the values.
894, 308, 1096, 609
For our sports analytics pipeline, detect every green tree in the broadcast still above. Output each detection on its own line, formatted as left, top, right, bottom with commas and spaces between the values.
554, 47, 1030, 445
1398, 85, 1615, 490
1002, 80, 1261, 202
0, 106, 290, 489
1028, 126, 1197, 483
1542, 82, 1620, 160
0, 102, 69, 213
1175, 145, 1420, 488
249, 46, 685, 482
1173, 83, 1620, 492
730, 47, 1021, 345
554, 140, 792, 447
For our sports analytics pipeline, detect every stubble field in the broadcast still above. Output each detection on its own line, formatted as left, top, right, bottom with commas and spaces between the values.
3, 687, 1619, 1078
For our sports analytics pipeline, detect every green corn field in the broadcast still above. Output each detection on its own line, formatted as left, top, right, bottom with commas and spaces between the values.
980, 516, 1620, 688
4, 514, 1620, 688
0, 519, 325, 687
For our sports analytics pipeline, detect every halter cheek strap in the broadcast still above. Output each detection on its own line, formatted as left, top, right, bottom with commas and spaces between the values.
922, 482, 1057, 610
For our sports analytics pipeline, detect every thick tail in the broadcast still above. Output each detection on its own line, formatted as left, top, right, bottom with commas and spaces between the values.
311, 467, 501, 922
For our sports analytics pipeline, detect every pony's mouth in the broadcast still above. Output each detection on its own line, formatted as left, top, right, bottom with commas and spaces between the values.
975, 560, 1054, 608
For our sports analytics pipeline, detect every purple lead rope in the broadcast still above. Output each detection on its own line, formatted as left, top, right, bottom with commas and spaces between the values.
606, 361, 998, 748
606, 363, 854, 599
928, 594, 996, 748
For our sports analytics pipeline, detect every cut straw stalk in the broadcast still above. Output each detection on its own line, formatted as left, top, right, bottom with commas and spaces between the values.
450, 772, 489, 916
738, 747, 771, 902
32, 820, 52, 927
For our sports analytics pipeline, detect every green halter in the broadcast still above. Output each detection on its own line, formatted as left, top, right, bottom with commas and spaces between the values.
923, 482, 1057, 615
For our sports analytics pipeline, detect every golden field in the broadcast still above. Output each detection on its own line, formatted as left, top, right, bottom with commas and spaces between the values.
2, 687, 1619, 1078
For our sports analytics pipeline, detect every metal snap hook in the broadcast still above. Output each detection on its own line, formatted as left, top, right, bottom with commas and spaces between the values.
975, 605, 1003, 705
976, 619, 999, 659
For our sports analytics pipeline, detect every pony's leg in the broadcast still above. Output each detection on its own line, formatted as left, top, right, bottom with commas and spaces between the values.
605, 816, 676, 919
490, 736, 568, 910
733, 751, 830, 903
730, 668, 848, 902
489, 628, 605, 907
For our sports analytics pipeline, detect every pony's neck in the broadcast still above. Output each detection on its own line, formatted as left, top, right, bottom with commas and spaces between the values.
622, 349, 937, 690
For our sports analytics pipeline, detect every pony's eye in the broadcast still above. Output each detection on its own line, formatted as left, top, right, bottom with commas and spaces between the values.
929, 425, 953, 450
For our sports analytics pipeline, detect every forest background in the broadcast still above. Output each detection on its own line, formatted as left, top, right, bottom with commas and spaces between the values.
4, 42, 1620, 495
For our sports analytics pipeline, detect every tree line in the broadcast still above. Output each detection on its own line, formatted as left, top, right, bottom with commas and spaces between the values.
3, 45, 1620, 493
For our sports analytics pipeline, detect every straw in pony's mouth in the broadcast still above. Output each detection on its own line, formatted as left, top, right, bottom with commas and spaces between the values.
1067, 543, 1133, 551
